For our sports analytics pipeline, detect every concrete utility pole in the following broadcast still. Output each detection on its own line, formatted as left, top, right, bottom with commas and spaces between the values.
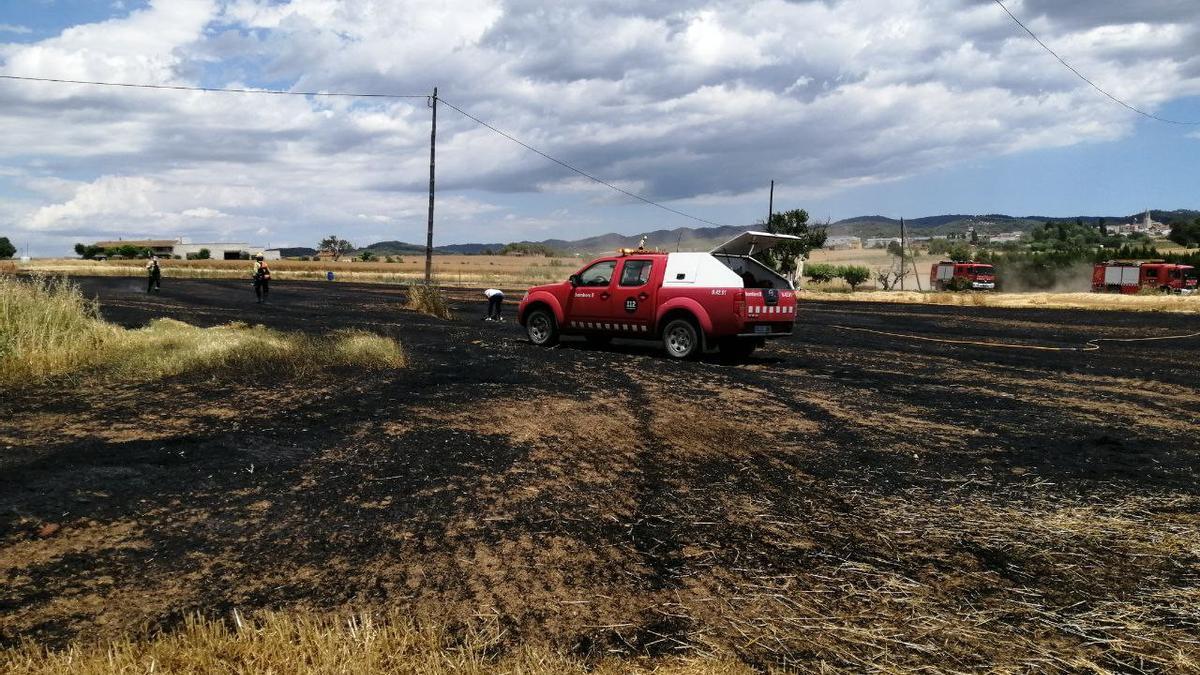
424, 86, 438, 284
899, 217, 907, 291
767, 180, 774, 228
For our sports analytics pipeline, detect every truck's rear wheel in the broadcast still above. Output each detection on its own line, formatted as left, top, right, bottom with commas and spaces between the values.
526, 309, 559, 346
663, 318, 700, 359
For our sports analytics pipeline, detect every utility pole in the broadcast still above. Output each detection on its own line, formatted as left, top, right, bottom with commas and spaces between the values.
899, 217, 907, 291
767, 180, 774, 229
424, 86, 438, 284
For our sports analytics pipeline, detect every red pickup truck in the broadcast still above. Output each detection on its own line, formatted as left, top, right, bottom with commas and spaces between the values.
517, 231, 801, 359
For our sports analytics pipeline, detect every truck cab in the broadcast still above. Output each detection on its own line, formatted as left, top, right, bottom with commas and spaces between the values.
930, 261, 995, 291
517, 231, 801, 359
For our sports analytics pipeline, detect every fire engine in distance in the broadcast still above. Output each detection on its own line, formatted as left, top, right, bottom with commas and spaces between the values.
518, 231, 802, 359
1092, 260, 1197, 295
930, 261, 996, 291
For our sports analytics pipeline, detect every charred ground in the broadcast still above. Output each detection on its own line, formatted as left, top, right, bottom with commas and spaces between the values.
2, 277, 1199, 671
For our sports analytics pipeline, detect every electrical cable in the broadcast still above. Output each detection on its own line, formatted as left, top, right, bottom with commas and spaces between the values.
438, 97, 728, 228
831, 323, 1200, 352
0, 74, 429, 99
992, 0, 1200, 126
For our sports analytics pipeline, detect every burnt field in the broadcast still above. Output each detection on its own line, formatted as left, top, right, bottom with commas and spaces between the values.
3, 277, 1199, 671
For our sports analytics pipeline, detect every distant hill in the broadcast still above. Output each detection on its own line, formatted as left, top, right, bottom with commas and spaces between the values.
356, 209, 1196, 257
357, 240, 506, 256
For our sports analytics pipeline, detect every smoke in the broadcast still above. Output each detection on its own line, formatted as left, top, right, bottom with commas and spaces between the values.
992, 260, 1094, 293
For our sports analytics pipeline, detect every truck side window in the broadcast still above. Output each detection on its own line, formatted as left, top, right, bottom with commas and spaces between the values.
619, 260, 653, 287
579, 260, 616, 287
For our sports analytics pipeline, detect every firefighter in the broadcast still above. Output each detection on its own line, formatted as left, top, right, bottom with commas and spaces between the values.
252, 255, 271, 303
483, 287, 504, 321
145, 255, 162, 293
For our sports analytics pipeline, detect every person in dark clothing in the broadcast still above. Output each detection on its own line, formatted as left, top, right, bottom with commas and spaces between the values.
252, 255, 271, 303
146, 256, 162, 293
483, 288, 504, 321
740, 270, 757, 288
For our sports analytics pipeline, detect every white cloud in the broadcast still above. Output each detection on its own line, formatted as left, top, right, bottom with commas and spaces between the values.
0, 24, 33, 35
3, 0, 1200, 254
181, 207, 226, 218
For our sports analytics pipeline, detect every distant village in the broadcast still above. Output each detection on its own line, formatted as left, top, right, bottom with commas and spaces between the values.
825, 211, 1174, 250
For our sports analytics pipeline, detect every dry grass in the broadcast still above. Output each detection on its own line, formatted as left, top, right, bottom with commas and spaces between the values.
18, 255, 579, 288
0, 275, 405, 383
405, 282, 454, 319
799, 289, 1200, 313
0, 610, 755, 675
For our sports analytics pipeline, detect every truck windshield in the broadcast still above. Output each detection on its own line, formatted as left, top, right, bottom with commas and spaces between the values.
972, 266, 994, 275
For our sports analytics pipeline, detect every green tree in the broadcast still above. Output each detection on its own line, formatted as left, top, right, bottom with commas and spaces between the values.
197, 248, 211, 260
838, 265, 871, 291
73, 243, 104, 259
0, 237, 15, 259
319, 235, 354, 261
1168, 219, 1200, 248
805, 263, 839, 283
753, 208, 827, 276
499, 242, 557, 256
359, 250, 376, 262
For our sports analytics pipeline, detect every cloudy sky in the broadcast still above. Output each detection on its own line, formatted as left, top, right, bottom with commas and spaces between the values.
1, 0, 1198, 255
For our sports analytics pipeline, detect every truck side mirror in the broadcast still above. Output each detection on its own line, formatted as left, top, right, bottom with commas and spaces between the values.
568, 274, 580, 286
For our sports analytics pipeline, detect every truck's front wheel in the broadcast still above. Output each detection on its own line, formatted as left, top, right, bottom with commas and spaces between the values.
663, 318, 700, 359
526, 309, 559, 346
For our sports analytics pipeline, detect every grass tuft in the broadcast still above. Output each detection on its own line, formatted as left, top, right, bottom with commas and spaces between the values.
404, 282, 453, 319
0, 275, 405, 383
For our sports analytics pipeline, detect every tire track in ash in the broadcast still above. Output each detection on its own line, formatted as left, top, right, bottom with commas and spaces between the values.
618, 374, 697, 654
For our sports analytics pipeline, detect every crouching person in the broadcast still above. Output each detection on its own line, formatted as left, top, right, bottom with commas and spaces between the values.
483, 288, 504, 321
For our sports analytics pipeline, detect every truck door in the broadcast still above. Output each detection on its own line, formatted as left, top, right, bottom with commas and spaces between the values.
610, 258, 657, 335
566, 259, 617, 329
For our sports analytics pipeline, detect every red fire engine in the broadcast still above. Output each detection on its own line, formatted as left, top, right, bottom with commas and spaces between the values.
517, 231, 801, 359
930, 261, 996, 291
1092, 261, 1198, 295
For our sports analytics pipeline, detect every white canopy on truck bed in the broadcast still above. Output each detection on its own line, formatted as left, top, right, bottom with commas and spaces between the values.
707, 230, 803, 290
709, 231, 804, 257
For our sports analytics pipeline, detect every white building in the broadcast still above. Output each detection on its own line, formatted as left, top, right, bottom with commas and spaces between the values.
824, 236, 861, 250
865, 237, 901, 248
173, 242, 279, 260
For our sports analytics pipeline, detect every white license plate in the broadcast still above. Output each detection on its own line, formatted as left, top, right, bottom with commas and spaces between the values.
754, 325, 770, 334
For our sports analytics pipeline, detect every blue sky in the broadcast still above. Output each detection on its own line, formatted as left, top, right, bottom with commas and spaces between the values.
1, 0, 1199, 255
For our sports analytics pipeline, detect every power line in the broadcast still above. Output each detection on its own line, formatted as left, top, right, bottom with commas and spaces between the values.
0, 74, 429, 99
438, 98, 727, 227
992, 0, 1200, 126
